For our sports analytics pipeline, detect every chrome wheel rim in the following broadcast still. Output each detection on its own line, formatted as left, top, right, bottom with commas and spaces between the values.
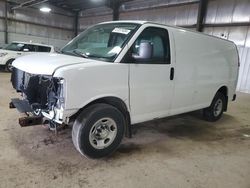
89, 117, 117, 149
213, 99, 223, 117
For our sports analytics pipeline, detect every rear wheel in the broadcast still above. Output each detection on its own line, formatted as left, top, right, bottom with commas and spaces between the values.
5, 59, 15, 72
72, 103, 125, 158
203, 92, 226, 122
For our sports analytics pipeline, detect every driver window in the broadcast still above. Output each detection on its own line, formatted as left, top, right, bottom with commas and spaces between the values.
129, 27, 171, 64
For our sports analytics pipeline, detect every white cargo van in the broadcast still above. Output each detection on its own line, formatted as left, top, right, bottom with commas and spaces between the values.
10, 21, 239, 158
0, 41, 55, 71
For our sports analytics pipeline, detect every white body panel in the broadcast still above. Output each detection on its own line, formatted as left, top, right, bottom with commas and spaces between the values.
126, 24, 176, 123
13, 53, 86, 75
118, 23, 237, 123
129, 64, 174, 123
12, 21, 239, 125
168, 27, 238, 116
53, 62, 129, 120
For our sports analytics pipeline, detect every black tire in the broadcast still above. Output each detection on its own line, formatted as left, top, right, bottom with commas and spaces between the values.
72, 103, 125, 159
5, 59, 15, 72
203, 92, 226, 122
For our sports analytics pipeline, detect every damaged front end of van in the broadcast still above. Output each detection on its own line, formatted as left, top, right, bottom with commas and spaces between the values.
10, 67, 65, 128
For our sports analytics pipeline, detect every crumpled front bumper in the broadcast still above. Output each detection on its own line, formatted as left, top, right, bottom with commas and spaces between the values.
9, 98, 43, 127
10, 98, 32, 113
10, 98, 65, 126
10, 98, 77, 126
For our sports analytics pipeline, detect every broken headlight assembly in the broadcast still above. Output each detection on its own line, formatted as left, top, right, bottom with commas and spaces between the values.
39, 77, 65, 114
40, 77, 66, 124
55, 78, 65, 109
10, 68, 66, 127
24, 76, 63, 109
19, 73, 65, 118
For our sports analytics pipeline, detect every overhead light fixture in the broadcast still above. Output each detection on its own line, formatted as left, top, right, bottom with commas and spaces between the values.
40, 7, 51, 13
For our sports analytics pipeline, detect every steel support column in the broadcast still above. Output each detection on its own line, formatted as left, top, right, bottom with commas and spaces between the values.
196, 0, 208, 32
4, 1, 8, 44
113, 5, 119, 21
107, 0, 133, 21
74, 11, 79, 37
112, 1, 120, 21
107, 0, 121, 21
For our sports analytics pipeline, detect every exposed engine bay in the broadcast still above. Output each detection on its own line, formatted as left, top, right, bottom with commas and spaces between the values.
10, 68, 64, 127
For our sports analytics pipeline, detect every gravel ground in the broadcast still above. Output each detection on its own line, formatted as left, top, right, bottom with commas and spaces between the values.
0, 71, 250, 188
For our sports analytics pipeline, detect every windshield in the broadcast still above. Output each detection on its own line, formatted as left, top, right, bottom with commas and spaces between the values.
61, 23, 139, 62
5, 42, 25, 51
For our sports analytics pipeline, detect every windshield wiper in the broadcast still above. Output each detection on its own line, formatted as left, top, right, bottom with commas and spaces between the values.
72, 49, 88, 58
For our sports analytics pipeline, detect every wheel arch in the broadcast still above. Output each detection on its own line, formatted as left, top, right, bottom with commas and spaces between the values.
216, 85, 228, 111
70, 96, 132, 137
6, 58, 15, 64
5, 58, 16, 71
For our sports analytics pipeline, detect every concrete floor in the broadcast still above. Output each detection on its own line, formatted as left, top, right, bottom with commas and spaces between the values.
0, 71, 250, 188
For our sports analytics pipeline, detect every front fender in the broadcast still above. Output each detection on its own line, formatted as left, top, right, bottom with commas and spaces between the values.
53, 62, 129, 114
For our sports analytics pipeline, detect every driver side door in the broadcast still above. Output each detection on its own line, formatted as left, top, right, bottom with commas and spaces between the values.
124, 26, 175, 124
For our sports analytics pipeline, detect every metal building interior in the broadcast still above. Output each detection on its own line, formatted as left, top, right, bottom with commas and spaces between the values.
0, 0, 250, 187
1, 0, 249, 92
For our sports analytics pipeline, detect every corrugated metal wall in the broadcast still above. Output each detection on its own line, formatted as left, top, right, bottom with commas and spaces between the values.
0, 1, 6, 44
203, 0, 250, 47
202, 0, 250, 93
0, 1, 74, 49
78, 0, 250, 93
120, 0, 199, 26
237, 47, 250, 93
79, 7, 113, 31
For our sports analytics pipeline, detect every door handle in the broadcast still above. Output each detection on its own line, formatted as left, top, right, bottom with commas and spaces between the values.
170, 67, 174, 80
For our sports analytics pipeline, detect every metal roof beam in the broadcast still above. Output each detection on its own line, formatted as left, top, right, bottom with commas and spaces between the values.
11, 0, 48, 10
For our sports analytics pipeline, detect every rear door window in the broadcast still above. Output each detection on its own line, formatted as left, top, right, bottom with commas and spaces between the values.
37, 46, 51, 52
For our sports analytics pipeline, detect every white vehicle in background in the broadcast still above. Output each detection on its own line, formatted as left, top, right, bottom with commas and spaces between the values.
10, 21, 239, 158
0, 41, 55, 71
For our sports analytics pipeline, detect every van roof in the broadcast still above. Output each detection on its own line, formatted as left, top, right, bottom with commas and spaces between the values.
100, 20, 148, 25
99, 20, 235, 45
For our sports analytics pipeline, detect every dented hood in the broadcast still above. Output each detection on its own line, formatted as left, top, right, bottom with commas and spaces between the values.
12, 53, 90, 75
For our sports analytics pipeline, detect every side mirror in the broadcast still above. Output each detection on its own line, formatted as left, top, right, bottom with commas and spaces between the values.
132, 42, 153, 60
23, 48, 29, 52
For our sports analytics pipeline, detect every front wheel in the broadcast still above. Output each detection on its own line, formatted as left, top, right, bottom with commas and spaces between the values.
72, 103, 125, 158
203, 92, 226, 122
